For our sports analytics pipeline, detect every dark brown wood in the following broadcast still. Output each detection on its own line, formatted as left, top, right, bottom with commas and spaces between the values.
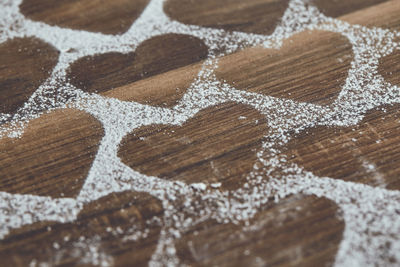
0, 37, 59, 114
164, 0, 290, 35
67, 34, 208, 107
1, 0, 400, 266
311, 0, 389, 18
101, 63, 202, 107
216, 30, 353, 105
0, 109, 104, 198
118, 102, 268, 191
379, 48, 400, 87
284, 104, 400, 190
20, 0, 150, 35
340, 0, 400, 29
176, 194, 344, 267
0, 191, 163, 266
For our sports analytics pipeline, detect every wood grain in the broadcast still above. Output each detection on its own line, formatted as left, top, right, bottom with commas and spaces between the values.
164, 0, 290, 35
0, 191, 163, 266
216, 30, 353, 105
118, 102, 268, 191
340, 0, 400, 29
284, 104, 400, 190
20, 0, 150, 35
0, 37, 59, 114
311, 0, 389, 18
176, 194, 344, 267
379, 48, 400, 87
1, 0, 400, 266
0, 109, 103, 198
67, 34, 208, 107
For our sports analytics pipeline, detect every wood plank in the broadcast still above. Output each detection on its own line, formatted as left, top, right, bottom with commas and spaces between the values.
0, 0, 399, 266
0, 37, 59, 114
311, 0, 389, 18
215, 30, 353, 105
118, 102, 268, 191
20, 0, 150, 35
284, 104, 400, 190
67, 34, 208, 107
339, 0, 400, 30
164, 0, 290, 35
175, 195, 344, 266
0, 191, 163, 266
0, 109, 104, 198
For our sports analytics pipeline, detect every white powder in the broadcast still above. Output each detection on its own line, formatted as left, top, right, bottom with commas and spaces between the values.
190, 183, 207, 191
0, 0, 399, 266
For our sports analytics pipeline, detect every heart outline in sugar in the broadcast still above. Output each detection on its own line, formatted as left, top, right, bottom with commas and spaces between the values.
0, 0, 399, 266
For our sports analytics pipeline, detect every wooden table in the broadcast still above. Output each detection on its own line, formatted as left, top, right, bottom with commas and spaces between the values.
0, 0, 399, 266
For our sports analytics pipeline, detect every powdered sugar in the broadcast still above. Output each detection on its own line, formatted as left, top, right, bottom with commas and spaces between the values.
0, 0, 399, 266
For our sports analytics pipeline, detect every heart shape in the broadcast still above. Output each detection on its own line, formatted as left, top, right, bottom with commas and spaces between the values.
0, 109, 104, 198
215, 30, 353, 106
284, 104, 400, 190
0, 37, 59, 114
67, 33, 208, 107
0, 191, 163, 266
176, 194, 344, 266
20, 0, 150, 35
118, 102, 268, 191
164, 0, 290, 35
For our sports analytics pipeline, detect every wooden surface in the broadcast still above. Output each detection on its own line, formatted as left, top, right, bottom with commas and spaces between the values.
67, 33, 208, 107
0, 109, 104, 198
20, 0, 150, 35
0, 0, 400, 266
0, 37, 59, 114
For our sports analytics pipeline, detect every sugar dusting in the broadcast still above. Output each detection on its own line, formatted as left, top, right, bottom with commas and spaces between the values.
0, 0, 400, 266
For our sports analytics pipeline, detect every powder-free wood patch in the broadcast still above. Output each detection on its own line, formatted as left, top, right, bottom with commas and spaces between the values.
0, 109, 104, 198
